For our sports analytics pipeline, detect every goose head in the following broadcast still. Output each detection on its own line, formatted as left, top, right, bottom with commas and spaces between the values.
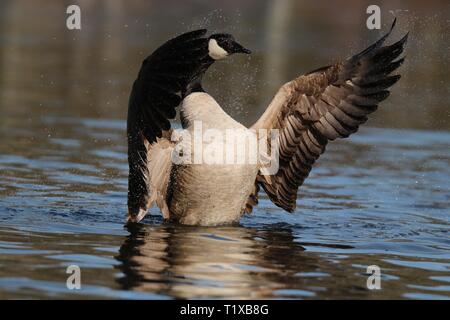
207, 33, 251, 60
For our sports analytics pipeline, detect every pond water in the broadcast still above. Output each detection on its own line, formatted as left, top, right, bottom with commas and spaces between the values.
0, 0, 449, 299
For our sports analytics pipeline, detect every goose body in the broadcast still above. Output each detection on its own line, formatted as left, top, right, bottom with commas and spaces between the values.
169, 92, 259, 225
126, 21, 408, 225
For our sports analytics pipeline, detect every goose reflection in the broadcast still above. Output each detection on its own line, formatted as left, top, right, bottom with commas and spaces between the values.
115, 220, 337, 299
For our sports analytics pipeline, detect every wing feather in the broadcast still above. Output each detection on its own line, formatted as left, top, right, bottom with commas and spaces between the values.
250, 20, 407, 212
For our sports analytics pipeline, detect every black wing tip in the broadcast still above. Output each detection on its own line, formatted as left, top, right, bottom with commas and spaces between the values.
350, 17, 401, 62
391, 74, 402, 83
159, 28, 209, 51
381, 18, 411, 50
379, 17, 397, 44
285, 205, 295, 213
178, 28, 208, 39
277, 201, 296, 213
186, 28, 208, 35
390, 17, 397, 32
400, 32, 409, 45
350, 18, 409, 66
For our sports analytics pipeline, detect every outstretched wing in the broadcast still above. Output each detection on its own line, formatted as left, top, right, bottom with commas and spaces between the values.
127, 29, 213, 217
128, 29, 211, 143
251, 19, 408, 212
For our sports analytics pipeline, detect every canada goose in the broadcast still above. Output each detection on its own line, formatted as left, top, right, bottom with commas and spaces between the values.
127, 19, 408, 225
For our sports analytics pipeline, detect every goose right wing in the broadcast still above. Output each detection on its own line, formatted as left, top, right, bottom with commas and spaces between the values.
250, 19, 408, 212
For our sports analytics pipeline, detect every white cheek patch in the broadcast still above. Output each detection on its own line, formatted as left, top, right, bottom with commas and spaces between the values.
208, 39, 228, 60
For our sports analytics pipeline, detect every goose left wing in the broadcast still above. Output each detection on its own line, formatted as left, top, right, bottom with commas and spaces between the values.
250, 20, 407, 212
128, 29, 212, 218
127, 134, 174, 223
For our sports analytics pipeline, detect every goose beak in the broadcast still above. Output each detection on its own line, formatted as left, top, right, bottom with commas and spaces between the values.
231, 41, 251, 54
